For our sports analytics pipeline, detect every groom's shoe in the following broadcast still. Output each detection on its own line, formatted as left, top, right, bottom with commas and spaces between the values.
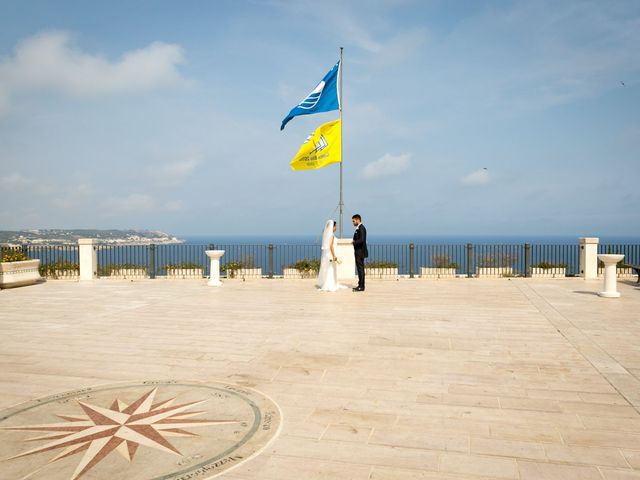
353, 287, 364, 292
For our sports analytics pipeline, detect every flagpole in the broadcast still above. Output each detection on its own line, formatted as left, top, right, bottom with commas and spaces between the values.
339, 46, 344, 237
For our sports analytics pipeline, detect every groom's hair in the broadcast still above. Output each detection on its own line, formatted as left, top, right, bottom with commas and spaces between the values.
333, 221, 337, 226
352, 214, 361, 221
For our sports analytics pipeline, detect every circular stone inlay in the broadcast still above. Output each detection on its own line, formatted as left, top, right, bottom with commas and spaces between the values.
0, 380, 281, 480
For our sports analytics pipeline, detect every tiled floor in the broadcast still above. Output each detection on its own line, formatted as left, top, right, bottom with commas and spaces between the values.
1, 277, 639, 479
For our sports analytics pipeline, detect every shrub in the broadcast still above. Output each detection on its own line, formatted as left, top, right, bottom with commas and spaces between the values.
99, 263, 146, 276
39, 261, 79, 278
164, 262, 201, 270
479, 254, 517, 268
220, 261, 250, 278
431, 255, 459, 269
366, 261, 398, 269
534, 261, 568, 270
290, 258, 321, 273
598, 247, 626, 268
239, 255, 256, 268
597, 259, 626, 269
1, 248, 29, 262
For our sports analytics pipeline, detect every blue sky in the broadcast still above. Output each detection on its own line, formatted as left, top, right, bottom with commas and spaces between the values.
0, 0, 639, 236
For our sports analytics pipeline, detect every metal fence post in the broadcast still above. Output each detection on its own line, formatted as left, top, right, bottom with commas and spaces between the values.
268, 244, 274, 279
466, 243, 473, 278
524, 243, 531, 277
149, 244, 156, 279
409, 243, 415, 278
208, 243, 214, 251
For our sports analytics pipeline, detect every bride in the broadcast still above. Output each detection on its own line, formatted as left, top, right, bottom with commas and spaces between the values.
316, 220, 346, 292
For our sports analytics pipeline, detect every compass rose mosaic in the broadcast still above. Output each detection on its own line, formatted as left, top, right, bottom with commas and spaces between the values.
0, 380, 281, 479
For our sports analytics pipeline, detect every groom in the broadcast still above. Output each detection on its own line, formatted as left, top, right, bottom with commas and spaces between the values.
352, 214, 368, 292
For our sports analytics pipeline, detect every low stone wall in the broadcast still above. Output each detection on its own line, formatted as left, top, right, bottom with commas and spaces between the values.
597, 267, 635, 278
531, 267, 567, 278
108, 268, 148, 279
365, 267, 399, 280
420, 267, 457, 278
166, 268, 204, 279
283, 268, 317, 279
477, 267, 514, 277
226, 268, 262, 279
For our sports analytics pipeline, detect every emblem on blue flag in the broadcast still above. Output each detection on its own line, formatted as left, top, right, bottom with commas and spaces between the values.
280, 61, 340, 130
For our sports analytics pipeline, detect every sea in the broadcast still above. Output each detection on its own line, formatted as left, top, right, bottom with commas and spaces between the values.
180, 234, 639, 245
170, 235, 639, 276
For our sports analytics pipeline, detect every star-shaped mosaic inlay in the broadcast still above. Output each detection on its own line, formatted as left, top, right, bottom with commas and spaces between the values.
1, 388, 241, 479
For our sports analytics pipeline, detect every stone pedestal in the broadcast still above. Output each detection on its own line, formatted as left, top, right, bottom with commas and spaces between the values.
205, 250, 225, 287
598, 254, 624, 298
335, 238, 357, 282
78, 239, 97, 281
579, 237, 599, 280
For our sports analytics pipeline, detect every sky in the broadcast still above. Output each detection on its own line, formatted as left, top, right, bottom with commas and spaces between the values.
0, 0, 639, 237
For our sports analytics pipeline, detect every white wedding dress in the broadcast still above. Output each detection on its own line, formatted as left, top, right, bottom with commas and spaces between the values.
316, 220, 346, 292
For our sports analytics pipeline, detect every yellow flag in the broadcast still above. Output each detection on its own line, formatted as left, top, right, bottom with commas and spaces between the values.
290, 119, 341, 170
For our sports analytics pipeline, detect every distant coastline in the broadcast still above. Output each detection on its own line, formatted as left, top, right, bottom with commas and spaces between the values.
1, 230, 637, 247
0, 229, 183, 246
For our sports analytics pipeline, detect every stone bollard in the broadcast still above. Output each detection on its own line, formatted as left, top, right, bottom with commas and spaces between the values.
579, 237, 599, 280
78, 239, 97, 281
598, 254, 624, 298
205, 250, 225, 287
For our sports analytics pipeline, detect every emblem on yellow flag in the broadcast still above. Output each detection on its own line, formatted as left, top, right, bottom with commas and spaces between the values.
290, 119, 341, 170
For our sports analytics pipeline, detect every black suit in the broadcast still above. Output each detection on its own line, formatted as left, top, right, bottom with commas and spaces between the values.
353, 224, 368, 290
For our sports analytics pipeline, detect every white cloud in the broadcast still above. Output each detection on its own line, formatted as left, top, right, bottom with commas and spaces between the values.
0, 173, 33, 188
621, 126, 640, 145
75, 183, 95, 196
432, 1, 640, 115
332, 15, 383, 53
102, 193, 155, 213
371, 29, 429, 68
165, 200, 184, 212
100, 193, 186, 215
153, 155, 202, 187
159, 157, 200, 178
0, 90, 7, 116
268, 1, 428, 68
50, 183, 95, 209
0, 31, 187, 112
362, 153, 411, 179
330, 12, 428, 67
461, 168, 491, 186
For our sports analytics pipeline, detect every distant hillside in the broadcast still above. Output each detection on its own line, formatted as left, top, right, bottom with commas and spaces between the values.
0, 229, 183, 245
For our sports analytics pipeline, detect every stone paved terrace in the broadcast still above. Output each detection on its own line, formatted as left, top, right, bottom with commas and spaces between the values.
1, 277, 640, 480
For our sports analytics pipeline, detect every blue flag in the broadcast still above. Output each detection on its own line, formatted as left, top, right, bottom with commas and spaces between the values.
280, 61, 340, 130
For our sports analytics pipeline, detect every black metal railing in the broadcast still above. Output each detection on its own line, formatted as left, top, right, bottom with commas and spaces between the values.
97, 244, 150, 278
6, 242, 638, 280
530, 244, 580, 276
21, 245, 79, 278
598, 244, 640, 275
599, 244, 640, 264
415, 244, 468, 276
